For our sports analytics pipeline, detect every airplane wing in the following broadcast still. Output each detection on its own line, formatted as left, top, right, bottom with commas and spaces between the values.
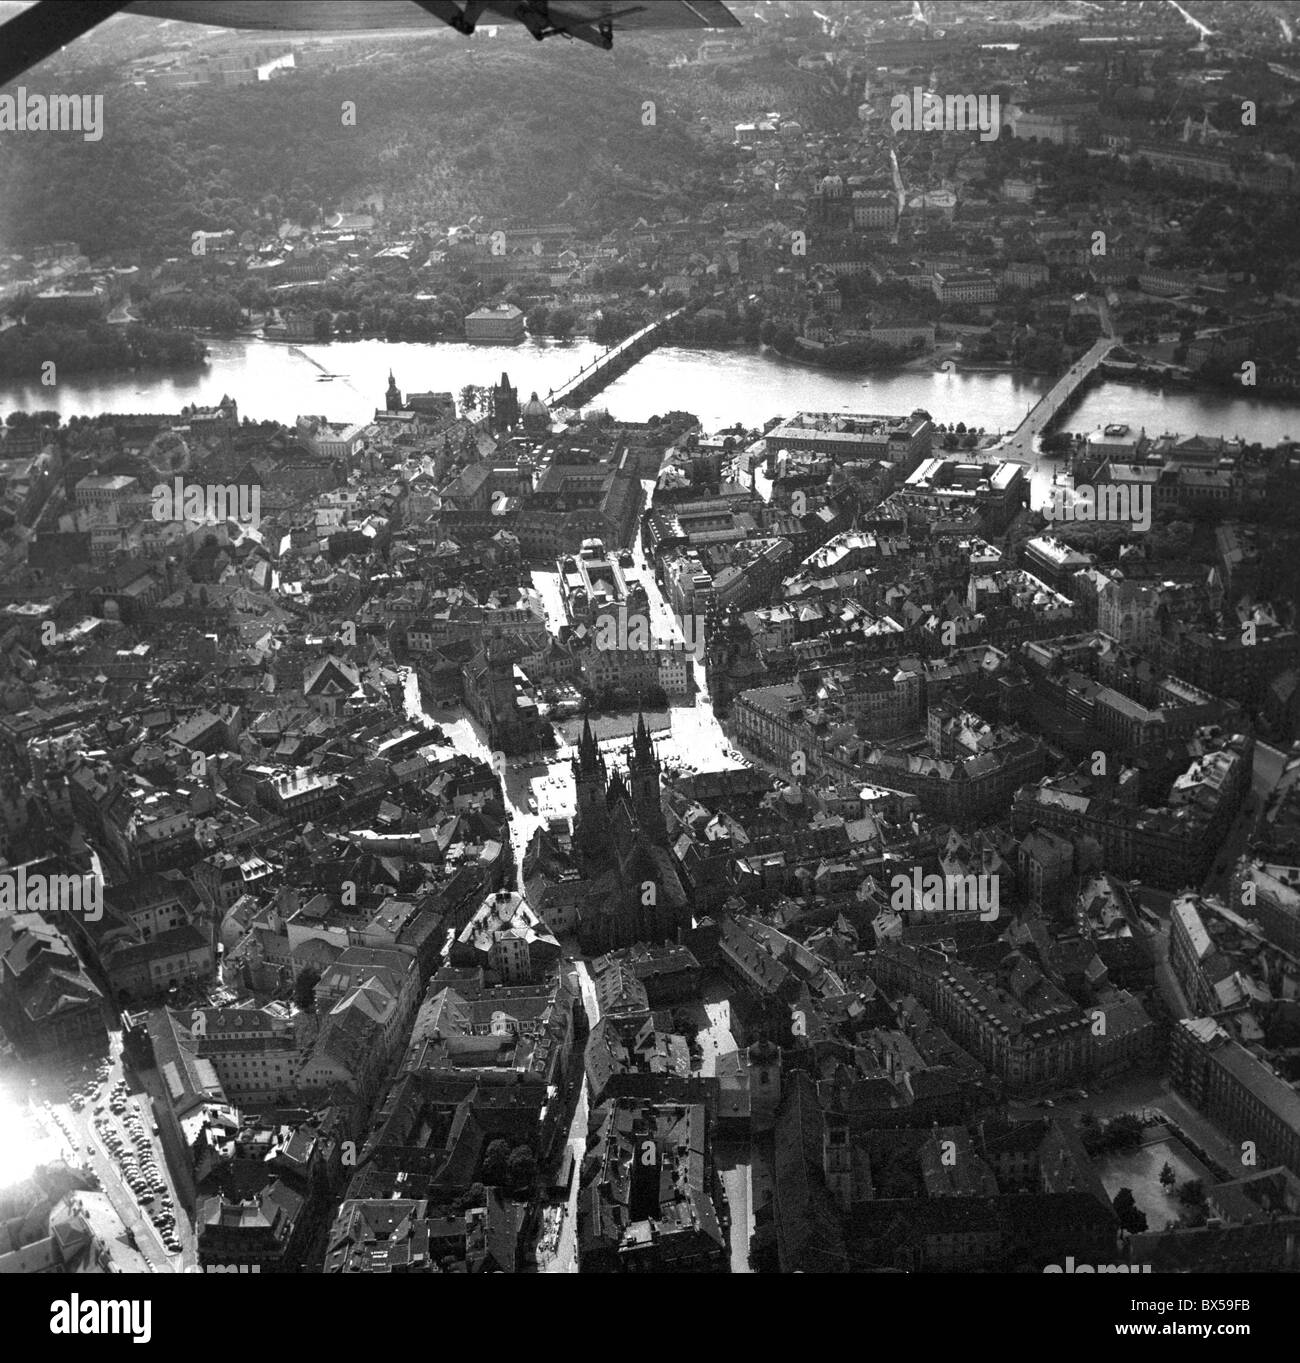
0, 0, 741, 88
131, 1, 742, 36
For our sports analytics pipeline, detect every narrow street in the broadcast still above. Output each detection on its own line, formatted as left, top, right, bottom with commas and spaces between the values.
717, 1149, 753, 1275
1199, 785, 1262, 903
691, 980, 754, 1273
540, 960, 601, 1273
1150, 917, 1195, 1020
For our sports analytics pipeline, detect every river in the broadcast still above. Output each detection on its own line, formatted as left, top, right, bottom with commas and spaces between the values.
1067, 382, 1300, 447
3, 336, 1298, 493
0, 336, 604, 424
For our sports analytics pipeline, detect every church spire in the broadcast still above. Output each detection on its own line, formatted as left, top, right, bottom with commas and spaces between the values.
577, 714, 600, 772
625, 708, 665, 844
633, 709, 654, 763
571, 713, 609, 862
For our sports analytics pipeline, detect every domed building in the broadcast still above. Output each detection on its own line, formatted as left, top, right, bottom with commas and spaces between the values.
520, 391, 553, 437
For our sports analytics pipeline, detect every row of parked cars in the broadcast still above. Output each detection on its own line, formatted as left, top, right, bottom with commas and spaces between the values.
41, 1097, 81, 1158
94, 1082, 182, 1254
62, 1057, 110, 1112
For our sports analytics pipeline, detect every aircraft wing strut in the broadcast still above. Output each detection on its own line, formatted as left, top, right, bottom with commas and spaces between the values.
0, 0, 741, 85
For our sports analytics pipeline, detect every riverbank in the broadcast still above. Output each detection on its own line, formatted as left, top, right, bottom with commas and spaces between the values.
660, 333, 1063, 383
255, 328, 590, 346
0, 353, 210, 382
944, 361, 1033, 375
0, 320, 209, 383
5, 335, 1299, 466
771, 346, 910, 376
194, 326, 263, 339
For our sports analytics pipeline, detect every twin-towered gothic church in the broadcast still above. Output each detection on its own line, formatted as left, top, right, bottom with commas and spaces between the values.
570, 713, 691, 954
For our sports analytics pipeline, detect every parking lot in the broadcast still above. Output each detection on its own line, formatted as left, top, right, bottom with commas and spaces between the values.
90, 1077, 183, 1257
24, 1036, 193, 1272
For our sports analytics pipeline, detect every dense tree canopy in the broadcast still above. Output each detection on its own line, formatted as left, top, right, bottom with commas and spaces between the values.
0, 45, 739, 257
